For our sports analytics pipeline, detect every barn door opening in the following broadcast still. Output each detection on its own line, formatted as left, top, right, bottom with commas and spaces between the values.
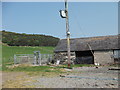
75, 51, 94, 64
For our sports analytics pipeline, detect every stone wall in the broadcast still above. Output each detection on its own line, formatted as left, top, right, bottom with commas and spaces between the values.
54, 52, 76, 64
54, 50, 115, 65
94, 50, 114, 65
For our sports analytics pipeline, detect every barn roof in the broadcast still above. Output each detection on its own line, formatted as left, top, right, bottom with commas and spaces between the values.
54, 35, 120, 52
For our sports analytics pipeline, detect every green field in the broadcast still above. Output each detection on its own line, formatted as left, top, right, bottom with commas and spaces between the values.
1, 44, 95, 72
2, 44, 55, 71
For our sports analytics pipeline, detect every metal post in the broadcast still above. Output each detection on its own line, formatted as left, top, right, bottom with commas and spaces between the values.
38, 53, 41, 65
34, 54, 36, 65
65, 0, 71, 68
14, 54, 16, 65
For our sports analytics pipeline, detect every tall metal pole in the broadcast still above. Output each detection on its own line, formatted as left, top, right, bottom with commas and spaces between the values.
65, 0, 71, 68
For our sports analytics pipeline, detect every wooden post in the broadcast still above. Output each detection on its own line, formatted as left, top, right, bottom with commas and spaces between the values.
65, 0, 71, 68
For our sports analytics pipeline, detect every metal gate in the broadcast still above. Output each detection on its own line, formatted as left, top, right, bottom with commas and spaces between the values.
14, 54, 53, 65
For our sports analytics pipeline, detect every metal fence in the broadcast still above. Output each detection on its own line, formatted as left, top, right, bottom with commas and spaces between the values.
14, 54, 53, 65
41, 54, 53, 64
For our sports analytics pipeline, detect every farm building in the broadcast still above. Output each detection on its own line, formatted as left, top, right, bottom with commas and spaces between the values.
54, 35, 120, 65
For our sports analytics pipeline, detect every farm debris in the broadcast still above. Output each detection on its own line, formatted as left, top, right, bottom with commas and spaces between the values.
95, 66, 99, 68
59, 75, 65, 77
64, 68, 72, 71
56, 60, 60, 65
108, 68, 120, 70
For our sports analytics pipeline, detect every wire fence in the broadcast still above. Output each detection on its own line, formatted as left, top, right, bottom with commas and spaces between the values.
14, 54, 53, 65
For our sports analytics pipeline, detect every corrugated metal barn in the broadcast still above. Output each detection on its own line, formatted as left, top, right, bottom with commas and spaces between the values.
54, 35, 120, 65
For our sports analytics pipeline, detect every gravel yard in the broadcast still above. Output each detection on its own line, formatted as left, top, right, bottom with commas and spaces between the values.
28, 66, 119, 88
2, 66, 120, 88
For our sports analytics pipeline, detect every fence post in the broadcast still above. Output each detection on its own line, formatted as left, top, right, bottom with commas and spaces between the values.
39, 54, 41, 65
14, 54, 16, 65
34, 55, 36, 65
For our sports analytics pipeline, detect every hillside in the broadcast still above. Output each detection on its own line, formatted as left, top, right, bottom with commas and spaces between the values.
1, 30, 59, 46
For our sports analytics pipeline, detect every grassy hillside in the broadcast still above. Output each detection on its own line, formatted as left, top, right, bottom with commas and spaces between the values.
2, 44, 55, 70
2, 30, 59, 46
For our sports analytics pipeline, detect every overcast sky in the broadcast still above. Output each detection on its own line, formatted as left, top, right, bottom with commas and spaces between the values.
2, 2, 118, 39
